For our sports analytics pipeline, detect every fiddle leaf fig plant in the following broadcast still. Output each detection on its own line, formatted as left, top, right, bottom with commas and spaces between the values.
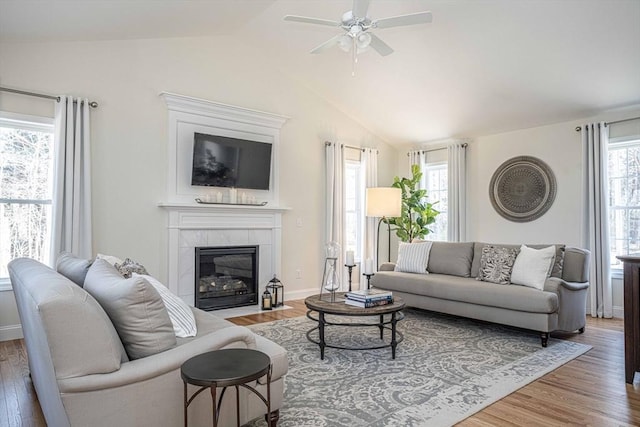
386, 164, 440, 242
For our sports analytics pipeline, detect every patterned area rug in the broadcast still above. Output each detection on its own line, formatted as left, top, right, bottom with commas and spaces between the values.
247, 309, 591, 427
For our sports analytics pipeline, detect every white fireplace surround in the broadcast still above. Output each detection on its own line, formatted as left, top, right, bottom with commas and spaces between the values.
159, 204, 288, 306
159, 93, 289, 306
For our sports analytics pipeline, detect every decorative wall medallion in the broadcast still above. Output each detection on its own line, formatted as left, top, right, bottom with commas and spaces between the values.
489, 156, 556, 222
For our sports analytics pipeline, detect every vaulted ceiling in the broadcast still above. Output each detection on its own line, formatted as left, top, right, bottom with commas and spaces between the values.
1, 0, 639, 145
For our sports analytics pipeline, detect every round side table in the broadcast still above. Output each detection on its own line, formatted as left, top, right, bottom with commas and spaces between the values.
181, 348, 272, 427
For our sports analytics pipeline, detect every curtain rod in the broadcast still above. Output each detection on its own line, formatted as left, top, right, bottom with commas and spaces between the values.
325, 141, 378, 153
575, 116, 640, 132
0, 86, 98, 108
406, 143, 468, 156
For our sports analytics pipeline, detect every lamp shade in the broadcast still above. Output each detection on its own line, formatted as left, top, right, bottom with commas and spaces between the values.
366, 187, 402, 218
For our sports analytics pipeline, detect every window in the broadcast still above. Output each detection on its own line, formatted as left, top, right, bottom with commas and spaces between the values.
0, 113, 55, 283
425, 163, 448, 241
608, 137, 640, 270
344, 160, 364, 261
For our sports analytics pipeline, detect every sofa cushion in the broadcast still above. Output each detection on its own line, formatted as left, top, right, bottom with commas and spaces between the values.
471, 243, 565, 278
56, 252, 92, 287
84, 259, 176, 360
477, 245, 519, 285
511, 245, 556, 290
133, 274, 197, 338
394, 241, 432, 274
371, 271, 558, 313
427, 241, 474, 277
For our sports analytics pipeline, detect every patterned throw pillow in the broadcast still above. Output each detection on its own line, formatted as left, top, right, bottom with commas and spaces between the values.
115, 258, 149, 278
476, 245, 519, 285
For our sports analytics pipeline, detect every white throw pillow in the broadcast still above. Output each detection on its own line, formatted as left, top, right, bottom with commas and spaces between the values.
134, 274, 197, 338
394, 241, 433, 274
510, 245, 556, 290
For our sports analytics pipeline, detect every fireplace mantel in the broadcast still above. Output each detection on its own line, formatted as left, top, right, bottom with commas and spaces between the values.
158, 94, 289, 307
160, 202, 285, 306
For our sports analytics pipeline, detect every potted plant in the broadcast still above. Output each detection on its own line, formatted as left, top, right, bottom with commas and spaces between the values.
386, 164, 440, 242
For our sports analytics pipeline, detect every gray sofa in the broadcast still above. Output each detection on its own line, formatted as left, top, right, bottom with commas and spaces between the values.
8, 257, 287, 427
370, 242, 590, 346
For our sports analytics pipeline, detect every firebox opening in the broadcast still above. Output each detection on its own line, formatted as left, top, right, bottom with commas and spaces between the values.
195, 246, 258, 311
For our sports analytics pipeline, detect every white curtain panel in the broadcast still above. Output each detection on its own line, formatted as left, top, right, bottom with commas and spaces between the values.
408, 150, 424, 173
582, 122, 613, 318
51, 96, 93, 261
325, 142, 345, 285
447, 142, 467, 242
362, 148, 378, 266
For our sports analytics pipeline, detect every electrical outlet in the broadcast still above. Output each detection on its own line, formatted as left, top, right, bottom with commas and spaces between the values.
296, 218, 303, 227
295, 269, 301, 279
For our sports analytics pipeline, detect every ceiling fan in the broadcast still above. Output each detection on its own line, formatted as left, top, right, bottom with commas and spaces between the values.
284, 0, 432, 71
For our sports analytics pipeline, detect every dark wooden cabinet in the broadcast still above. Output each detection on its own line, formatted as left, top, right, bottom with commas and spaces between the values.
617, 255, 640, 384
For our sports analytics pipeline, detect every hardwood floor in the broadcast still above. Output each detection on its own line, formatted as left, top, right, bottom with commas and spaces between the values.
1, 301, 638, 426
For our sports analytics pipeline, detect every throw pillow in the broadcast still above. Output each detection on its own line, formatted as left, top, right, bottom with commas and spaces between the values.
115, 258, 149, 278
476, 245, 519, 285
394, 241, 433, 274
84, 259, 176, 359
56, 252, 92, 287
96, 253, 124, 267
133, 274, 197, 338
510, 245, 556, 290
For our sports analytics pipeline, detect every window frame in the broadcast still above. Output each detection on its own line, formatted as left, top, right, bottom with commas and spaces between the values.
424, 161, 448, 242
344, 159, 364, 263
0, 111, 55, 290
608, 135, 640, 278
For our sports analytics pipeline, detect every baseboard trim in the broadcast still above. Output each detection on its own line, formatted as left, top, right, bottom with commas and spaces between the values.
284, 287, 318, 302
0, 324, 23, 342
613, 305, 624, 319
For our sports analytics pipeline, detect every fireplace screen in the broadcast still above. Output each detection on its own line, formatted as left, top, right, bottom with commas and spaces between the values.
195, 246, 258, 311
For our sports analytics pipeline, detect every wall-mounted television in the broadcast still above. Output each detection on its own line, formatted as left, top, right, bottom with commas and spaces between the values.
191, 132, 272, 190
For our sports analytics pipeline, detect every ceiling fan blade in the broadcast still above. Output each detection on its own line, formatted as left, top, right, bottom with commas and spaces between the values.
368, 33, 394, 56
373, 11, 433, 29
352, 0, 371, 18
310, 34, 344, 54
284, 15, 341, 27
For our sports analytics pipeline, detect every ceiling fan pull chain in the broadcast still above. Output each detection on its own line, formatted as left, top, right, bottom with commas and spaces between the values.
352, 37, 357, 76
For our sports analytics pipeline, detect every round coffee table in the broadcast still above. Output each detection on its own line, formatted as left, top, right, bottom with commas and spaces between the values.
181, 349, 273, 427
304, 292, 405, 360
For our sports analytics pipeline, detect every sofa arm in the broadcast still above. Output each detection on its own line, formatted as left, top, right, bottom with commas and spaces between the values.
544, 277, 589, 293
544, 277, 589, 332
57, 325, 256, 393
379, 263, 396, 272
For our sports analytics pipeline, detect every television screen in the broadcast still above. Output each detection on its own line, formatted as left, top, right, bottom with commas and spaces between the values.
191, 132, 272, 190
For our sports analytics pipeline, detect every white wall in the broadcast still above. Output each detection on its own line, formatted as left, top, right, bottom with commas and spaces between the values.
0, 35, 398, 336
466, 106, 640, 318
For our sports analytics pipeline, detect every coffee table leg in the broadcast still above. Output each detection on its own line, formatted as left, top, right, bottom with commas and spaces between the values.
391, 312, 398, 359
183, 381, 188, 427
379, 314, 384, 339
211, 385, 217, 427
235, 385, 240, 427
319, 312, 326, 360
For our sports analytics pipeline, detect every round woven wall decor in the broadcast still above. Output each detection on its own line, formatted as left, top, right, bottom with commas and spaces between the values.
489, 156, 556, 222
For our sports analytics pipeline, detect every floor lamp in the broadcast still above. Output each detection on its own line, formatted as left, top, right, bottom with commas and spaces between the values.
366, 187, 402, 269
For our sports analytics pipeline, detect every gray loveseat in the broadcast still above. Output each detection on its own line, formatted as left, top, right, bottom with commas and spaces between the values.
8, 257, 287, 427
370, 242, 590, 346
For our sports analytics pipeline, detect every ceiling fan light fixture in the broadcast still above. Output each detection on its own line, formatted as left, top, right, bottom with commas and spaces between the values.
356, 32, 372, 51
338, 34, 352, 52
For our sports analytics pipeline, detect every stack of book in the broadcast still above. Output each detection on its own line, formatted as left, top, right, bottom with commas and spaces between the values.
344, 289, 393, 308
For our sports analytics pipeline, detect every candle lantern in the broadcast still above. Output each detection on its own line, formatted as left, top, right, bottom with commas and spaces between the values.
261, 288, 273, 310
266, 275, 284, 308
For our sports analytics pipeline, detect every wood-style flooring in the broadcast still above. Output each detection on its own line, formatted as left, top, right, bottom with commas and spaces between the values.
1, 300, 638, 426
